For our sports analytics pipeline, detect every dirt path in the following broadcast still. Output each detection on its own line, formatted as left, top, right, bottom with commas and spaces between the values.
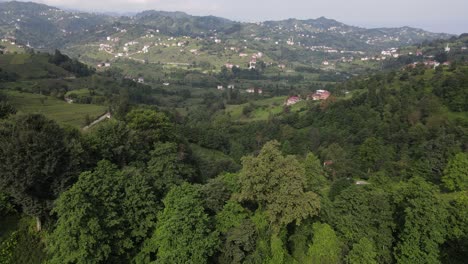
83, 112, 111, 131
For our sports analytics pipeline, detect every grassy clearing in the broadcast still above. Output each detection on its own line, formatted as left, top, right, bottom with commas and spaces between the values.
5, 90, 107, 128
0, 53, 70, 79
65, 88, 92, 97
226, 96, 309, 122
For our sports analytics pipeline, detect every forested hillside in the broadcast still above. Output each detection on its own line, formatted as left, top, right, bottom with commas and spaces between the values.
0, 43, 466, 263
0, 1, 467, 263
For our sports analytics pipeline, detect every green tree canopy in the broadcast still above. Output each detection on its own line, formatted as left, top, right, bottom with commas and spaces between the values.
394, 178, 449, 264
303, 152, 328, 193
86, 121, 137, 167
347, 237, 378, 264
48, 161, 159, 264
238, 141, 320, 228
307, 222, 342, 264
140, 183, 219, 264
0, 92, 16, 119
0, 114, 81, 227
442, 153, 468, 191
126, 108, 174, 142
330, 185, 395, 263
146, 142, 195, 195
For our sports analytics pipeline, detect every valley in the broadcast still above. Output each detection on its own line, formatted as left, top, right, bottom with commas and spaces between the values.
0, 1, 467, 264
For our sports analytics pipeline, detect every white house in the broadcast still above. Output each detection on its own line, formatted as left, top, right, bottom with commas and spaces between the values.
445, 44, 451, 53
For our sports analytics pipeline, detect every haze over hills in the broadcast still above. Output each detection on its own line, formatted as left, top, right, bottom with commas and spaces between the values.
0, 1, 453, 50
1, 1, 468, 264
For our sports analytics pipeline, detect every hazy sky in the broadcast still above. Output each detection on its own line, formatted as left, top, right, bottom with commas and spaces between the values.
18, 0, 468, 34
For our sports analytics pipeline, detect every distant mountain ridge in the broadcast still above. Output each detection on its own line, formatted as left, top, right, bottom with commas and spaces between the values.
0, 1, 454, 52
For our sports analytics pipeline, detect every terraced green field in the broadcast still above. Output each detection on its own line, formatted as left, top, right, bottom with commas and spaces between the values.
225, 96, 309, 122
5, 90, 107, 128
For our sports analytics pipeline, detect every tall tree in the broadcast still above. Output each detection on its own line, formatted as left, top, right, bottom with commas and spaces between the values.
238, 141, 320, 229
86, 121, 137, 167
303, 152, 328, 193
347, 238, 378, 264
218, 219, 257, 264
139, 183, 219, 264
146, 142, 195, 195
330, 185, 395, 263
307, 222, 342, 264
442, 153, 468, 192
0, 114, 80, 230
394, 178, 449, 264
48, 161, 158, 264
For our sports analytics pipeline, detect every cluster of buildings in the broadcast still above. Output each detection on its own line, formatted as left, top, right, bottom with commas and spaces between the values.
96, 62, 111, 68
217, 84, 235, 90
124, 76, 145, 84
381, 48, 400, 58
246, 88, 263, 94
1, 36, 16, 45
285, 90, 331, 106
408, 60, 450, 69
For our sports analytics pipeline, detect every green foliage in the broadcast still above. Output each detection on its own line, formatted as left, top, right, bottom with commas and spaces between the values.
0, 192, 15, 216
190, 144, 240, 180
359, 137, 394, 173
442, 153, 468, 191
239, 141, 320, 228
0, 217, 46, 264
146, 142, 195, 194
266, 234, 287, 264
126, 109, 174, 144
0, 114, 81, 218
216, 201, 250, 233
433, 67, 468, 112
330, 186, 395, 263
141, 183, 219, 264
347, 238, 378, 264
307, 222, 342, 264
0, 93, 16, 119
49, 50, 94, 77
217, 173, 241, 194
218, 220, 258, 264
86, 121, 137, 166
394, 178, 449, 264
288, 221, 314, 263
328, 178, 354, 201
48, 161, 159, 264
303, 152, 328, 193
202, 178, 234, 214
0, 231, 17, 264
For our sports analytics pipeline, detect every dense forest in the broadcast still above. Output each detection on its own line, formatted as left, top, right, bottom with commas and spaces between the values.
0, 48, 467, 263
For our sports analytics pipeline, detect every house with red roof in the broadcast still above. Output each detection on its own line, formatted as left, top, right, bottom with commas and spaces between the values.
308, 90, 331, 101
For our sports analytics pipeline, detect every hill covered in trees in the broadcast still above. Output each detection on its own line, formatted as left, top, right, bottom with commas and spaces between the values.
0, 2, 466, 263
0, 40, 467, 263
0, 1, 452, 50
